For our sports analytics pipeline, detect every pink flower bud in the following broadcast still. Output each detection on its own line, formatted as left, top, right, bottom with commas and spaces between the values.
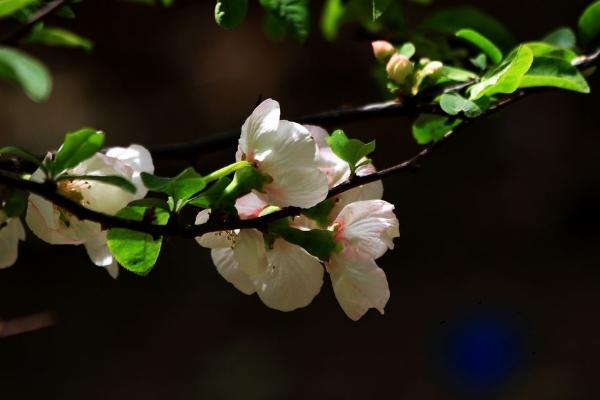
371, 41, 395, 62
386, 53, 413, 85
422, 60, 443, 76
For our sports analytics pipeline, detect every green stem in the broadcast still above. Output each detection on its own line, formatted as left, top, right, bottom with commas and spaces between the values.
204, 161, 251, 183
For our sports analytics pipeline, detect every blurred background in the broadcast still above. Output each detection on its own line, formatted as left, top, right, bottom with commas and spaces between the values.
1, 0, 600, 398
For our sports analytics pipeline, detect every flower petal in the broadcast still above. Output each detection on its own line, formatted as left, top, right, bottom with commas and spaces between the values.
235, 192, 268, 219
106, 260, 120, 279
105, 145, 155, 198
305, 125, 350, 189
263, 167, 329, 209
237, 99, 281, 161
0, 219, 25, 269
84, 231, 113, 267
26, 195, 88, 244
233, 229, 268, 277
328, 250, 390, 321
335, 200, 399, 260
194, 210, 236, 249
211, 248, 256, 295
252, 239, 324, 312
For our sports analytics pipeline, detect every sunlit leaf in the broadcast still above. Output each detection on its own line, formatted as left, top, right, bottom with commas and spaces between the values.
456, 28, 503, 64
0, 46, 51, 102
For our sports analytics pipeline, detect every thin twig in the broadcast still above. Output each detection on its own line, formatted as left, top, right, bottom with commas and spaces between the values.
0, 0, 68, 45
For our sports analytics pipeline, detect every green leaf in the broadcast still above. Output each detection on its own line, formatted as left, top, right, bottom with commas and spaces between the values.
259, 0, 309, 42
302, 198, 334, 228
372, 0, 391, 21
107, 206, 170, 276
320, 0, 345, 40
579, 0, 600, 46
519, 56, 590, 93
188, 177, 232, 208
215, 0, 248, 29
0, 145, 42, 166
270, 223, 340, 262
469, 45, 533, 100
412, 114, 461, 145
2, 190, 26, 217
470, 53, 488, 70
543, 27, 577, 49
439, 93, 482, 117
456, 28, 503, 64
0, 46, 51, 102
219, 167, 270, 205
524, 41, 577, 62
128, 198, 171, 211
0, 0, 37, 18
51, 128, 104, 176
398, 42, 415, 58
55, 5, 76, 18
327, 129, 376, 173
440, 66, 479, 82
420, 6, 515, 51
55, 174, 137, 194
160, 0, 174, 6
141, 167, 206, 202
26, 27, 93, 52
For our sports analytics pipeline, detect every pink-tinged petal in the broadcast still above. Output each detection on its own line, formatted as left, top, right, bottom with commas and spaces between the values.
305, 125, 350, 189
233, 229, 268, 277
84, 232, 113, 267
252, 239, 324, 312
304, 125, 330, 149
328, 250, 390, 321
105, 145, 155, 198
237, 99, 281, 161
264, 167, 328, 209
335, 200, 399, 260
26, 195, 85, 245
211, 248, 256, 295
235, 192, 268, 219
0, 219, 25, 269
258, 120, 316, 168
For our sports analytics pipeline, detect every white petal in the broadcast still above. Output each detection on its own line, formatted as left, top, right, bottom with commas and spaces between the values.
232, 229, 268, 277
235, 192, 268, 219
194, 210, 236, 249
252, 239, 324, 312
237, 99, 281, 161
304, 125, 330, 149
105, 144, 155, 198
328, 250, 390, 321
335, 200, 399, 260
263, 167, 329, 209
305, 125, 350, 189
211, 248, 256, 295
84, 232, 113, 267
26, 195, 87, 244
106, 260, 120, 279
0, 219, 25, 269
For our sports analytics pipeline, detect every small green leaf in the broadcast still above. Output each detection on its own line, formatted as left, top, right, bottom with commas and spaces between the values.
26, 27, 93, 52
270, 223, 340, 262
55, 174, 137, 194
320, 0, 345, 40
0, 145, 42, 166
107, 206, 170, 276
141, 167, 206, 203
439, 66, 479, 82
456, 28, 503, 64
51, 128, 105, 176
412, 114, 461, 145
0, 0, 37, 18
55, 5, 75, 18
579, 0, 600, 46
215, 0, 248, 29
259, 0, 310, 42
327, 129, 376, 173
220, 167, 270, 205
470, 53, 488, 70
524, 41, 577, 62
469, 45, 533, 100
543, 27, 577, 49
3, 190, 26, 217
0, 46, 51, 102
303, 198, 335, 228
372, 0, 391, 21
128, 198, 171, 211
439, 93, 482, 117
397, 42, 415, 58
188, 177, 232, 208
519, 56, 590, 93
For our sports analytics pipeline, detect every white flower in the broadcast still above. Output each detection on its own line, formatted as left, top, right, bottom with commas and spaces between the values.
0, 211, 25, 269
26, 145, 154, 275
236, 99, 328, 209
327, 200, 399, 320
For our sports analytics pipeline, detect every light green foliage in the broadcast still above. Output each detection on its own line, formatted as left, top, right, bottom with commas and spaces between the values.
320, 0, 345, 40
327, 129, 376, 173
0, 0, 37, 18
439, 93, 483, 117
303, 198, 335, 228
107, 206, 170, 276
470, 53, 488, 70
412, 114, 461, 144
56, 174, 137, 194
456, 29, 503, 64
525, 42, 577, 62
0, 46, 51, 102
50, 128, 105, 176
579, 0, 600, 46
219, 166, 270, 205
269, 220, 340, 261
420, 6, 515, 51
543, 27, 577, 49
469, 45, 533, 100
259, 0, 310, 42
2, 190, 26, 217
398, 42, 415, 58
26, 26, 93, 52
188, 177, 232, 208
141, 167, 206, 204
0, 145, 42, 167
439, 66, 479, 82
215, 0, 248, 30
519, 56, 590, 93
372, 0, 391, 21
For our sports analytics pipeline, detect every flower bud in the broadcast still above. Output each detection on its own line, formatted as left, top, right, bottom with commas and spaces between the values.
386, 53, 413, 85
422, 60, 443, 76
371, 41, 395, 63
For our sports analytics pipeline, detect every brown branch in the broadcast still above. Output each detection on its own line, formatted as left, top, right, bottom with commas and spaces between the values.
0, 0, 69, 45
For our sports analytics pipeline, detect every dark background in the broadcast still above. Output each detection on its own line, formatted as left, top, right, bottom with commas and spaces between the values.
1, 0, 599, 398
